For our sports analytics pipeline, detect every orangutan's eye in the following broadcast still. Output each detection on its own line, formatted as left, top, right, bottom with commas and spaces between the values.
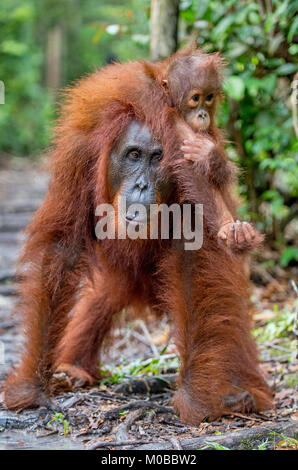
205, 93, 214, 103
191, 94, 200, 102
127, 149, 140, 161
152, 151, 163, 162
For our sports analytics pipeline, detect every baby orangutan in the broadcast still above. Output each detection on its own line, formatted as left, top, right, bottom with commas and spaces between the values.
161, 50, 263, 251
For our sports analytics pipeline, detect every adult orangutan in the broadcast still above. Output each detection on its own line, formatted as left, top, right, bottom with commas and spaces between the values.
3, 55, 273, 424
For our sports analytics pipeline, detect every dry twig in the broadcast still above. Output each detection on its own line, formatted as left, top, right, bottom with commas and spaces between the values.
103, 399, 172, 419
116, 409, 145, 441
88, 439, 149, 450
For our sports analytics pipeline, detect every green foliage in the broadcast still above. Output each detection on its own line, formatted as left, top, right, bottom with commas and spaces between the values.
0, 0, 149, 155
100, 352, 179, 386
257, 439, 270, 450
253, 304, 296, 343
49, 412, 70, 436
223, 76, 245, 100
199, 442, 231, 450
199, 439, 271, 450
0, 0, 54, 155
280, 246, 298, 266
269, 432, 298, 449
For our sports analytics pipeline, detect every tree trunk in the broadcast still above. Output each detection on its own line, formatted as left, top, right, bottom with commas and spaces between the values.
46, 24, 63, 93
0, 81, 4, 104
150, 0, 179, 61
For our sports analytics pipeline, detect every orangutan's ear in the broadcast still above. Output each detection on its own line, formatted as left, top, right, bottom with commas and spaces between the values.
161, 79, 169, 91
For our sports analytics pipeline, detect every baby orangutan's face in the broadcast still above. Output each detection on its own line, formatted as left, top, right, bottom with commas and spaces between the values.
180, 88, 215, 132
163, 54, 222, 133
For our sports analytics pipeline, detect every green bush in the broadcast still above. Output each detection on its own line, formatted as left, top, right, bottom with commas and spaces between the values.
0, 1, 54, 155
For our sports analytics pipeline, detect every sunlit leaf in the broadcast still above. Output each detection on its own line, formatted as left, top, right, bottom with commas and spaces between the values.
287, 14, 298, 41
276, 63, 297, 75
280, 247, 298, 267
223, 76, 245, 100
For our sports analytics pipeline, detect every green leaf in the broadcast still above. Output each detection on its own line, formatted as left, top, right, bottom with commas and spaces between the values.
276, 63, 297, 75
193, 0, 209, 18
199, 442, 231, 450
248, 11, 261, 25
226, 42, 248, 58
180, 7, 195, 23
132, 34, 149, 46
288, 15, 298, 42
212, 15, 235, 37
280, 247, 298, 267
289, 44, 298, 55
223, 76, 245, 100
1, 40, 27, 56
268, 33, 285, 56
261, 74, 277, 94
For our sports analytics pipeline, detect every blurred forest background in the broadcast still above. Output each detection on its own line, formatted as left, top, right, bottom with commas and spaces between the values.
0, 0, 297, 265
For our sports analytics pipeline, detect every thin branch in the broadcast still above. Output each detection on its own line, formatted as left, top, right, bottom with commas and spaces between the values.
116, 409, 145, 441
134, 319, 160, 357
103, 399, 172, 419
88, 439, 149, 450
291, 74, 298, 138
168, 436, 183, 450
265, 0, 272, 14
257, 0, 265, 19
264, 343, 293, 354
291, 279, 298, 336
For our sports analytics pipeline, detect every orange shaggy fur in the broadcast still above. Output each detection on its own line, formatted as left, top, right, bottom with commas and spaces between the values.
3, 48, 273, 423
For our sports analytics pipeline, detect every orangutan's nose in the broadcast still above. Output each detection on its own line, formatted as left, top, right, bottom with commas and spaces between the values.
198, 110, 208, 120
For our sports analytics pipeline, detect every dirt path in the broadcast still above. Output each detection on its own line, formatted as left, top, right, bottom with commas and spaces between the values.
0, 160, 296, 450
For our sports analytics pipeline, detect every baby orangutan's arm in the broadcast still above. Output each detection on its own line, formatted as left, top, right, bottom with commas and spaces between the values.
181, 137, 234, 187
176, 120, 264, 252
176, 120, 234, 187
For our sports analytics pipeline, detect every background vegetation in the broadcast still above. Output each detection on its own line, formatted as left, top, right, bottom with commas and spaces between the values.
0, 0, 297, 262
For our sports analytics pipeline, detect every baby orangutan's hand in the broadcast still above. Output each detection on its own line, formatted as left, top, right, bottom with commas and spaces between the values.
181, 137, 215, 163
218, 220, 264, 252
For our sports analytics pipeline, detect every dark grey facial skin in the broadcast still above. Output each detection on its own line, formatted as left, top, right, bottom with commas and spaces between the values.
108, 120, 173, 223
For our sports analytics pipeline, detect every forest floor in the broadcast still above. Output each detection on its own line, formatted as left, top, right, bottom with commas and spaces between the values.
0, 158, 297, 450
